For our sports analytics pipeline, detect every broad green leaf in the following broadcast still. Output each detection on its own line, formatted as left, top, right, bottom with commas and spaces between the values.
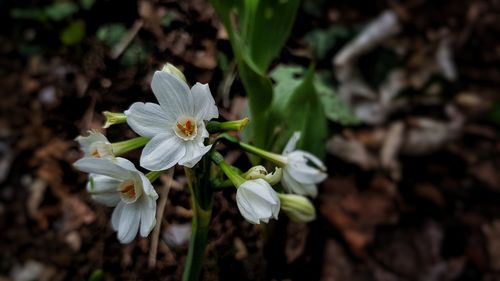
281, 67, 327, 157
304, 25, 350, 59
270, 65, 305, 113
269, 65, 327, 157
96, 23, 127, 48
120, 41, 147, 66
315, 71, 359, 125
210, 0, 301, 152
244, 0, 300, 74
60, 20, 85, 46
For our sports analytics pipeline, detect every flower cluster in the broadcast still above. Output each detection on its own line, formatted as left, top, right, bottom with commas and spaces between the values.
73, 64, 327, 244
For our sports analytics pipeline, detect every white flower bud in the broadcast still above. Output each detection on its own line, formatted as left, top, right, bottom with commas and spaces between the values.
162, 63, 187, 83
279, 194, 316, 223
236, 179, 280, 224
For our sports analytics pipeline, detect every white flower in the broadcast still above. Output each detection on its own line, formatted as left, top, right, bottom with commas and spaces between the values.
75, 130, 114, 159
73, 157, 158, 243
125, 71, 218, 171
281, 132, 327, 198
236, 179, 280, 224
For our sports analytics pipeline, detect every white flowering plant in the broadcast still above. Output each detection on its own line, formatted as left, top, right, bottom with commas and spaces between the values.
73, 63, 327, 280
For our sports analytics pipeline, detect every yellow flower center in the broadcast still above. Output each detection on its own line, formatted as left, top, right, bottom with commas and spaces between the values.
177, 120, 194, 137
118, 179, 141, 203
174, 117, 198, 141
91, 148, 101, 158
120, 183, 136, 199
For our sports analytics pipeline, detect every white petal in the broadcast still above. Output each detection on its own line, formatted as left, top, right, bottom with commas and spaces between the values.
140, 133, 186, 171
139, 195, 157, 237
282, 132, 301, 155
114, 157, 139, 172
87, 174, 120, 206
293, 150, 327, 171
287, 162, 327, 185
301, 184, 318, 198
248, 179, 279, 204
125, 102, 173, 138
73, 158, 131, 180
178, 142, 212, 168
139, 173, 158, 198
151, 71, 192, 117
117, 203, 141, 243
282, 170, 309, 196
75, 131, 108, 156
236, 189, 260, 224
191, 83, 218, 120
236, 179, 280, 224
111, 202, 124, 231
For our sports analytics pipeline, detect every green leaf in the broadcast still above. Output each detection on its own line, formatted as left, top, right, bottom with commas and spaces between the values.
10, 8, 47, 21
45, 2, 79, 21
160, 13, 176, 28
120, 41, 147, 66
60, 20, 85, 46
304, 25, 350, 59
269, 65, 327, 157
210, 0, 301, 151
79, 0, 95, 10
270, 65, 305, 113
244, 0, 300, 74
96, 23, 127, 48
281, 67, 327, 157
315, 71, 359, 125
88, 270, 103, 281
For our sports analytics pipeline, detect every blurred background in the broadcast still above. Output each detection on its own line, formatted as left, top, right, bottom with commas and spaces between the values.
1, 0, 500, 280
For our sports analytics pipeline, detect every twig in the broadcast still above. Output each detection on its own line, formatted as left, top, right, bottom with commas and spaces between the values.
148, 168, 174, 268
110, 19, 144, 59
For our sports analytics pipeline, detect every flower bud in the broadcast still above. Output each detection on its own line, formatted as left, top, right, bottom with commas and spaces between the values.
103, 111, 127, 128
278, 194, 316, 223
236, 179, 280, 224
162, 63, 187, 83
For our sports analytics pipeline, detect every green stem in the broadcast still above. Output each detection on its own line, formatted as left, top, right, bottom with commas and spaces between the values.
182, 158, 213, 281
210, 151, 245, 187
206, 118, 249, 133
111, 136, 149, 156
145, 170, 163, 182
218, 134, 288, 167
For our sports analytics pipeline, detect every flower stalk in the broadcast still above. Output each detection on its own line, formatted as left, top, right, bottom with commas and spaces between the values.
206, 117, 249, 133
182, 158, 213, 281
218, 134, 288, 166
210, 151, 245, 187
111, 137, 150, 156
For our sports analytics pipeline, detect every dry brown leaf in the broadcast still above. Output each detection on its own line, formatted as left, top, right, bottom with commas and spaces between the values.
285, 223, 308, 263
327, 136, 378, 170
